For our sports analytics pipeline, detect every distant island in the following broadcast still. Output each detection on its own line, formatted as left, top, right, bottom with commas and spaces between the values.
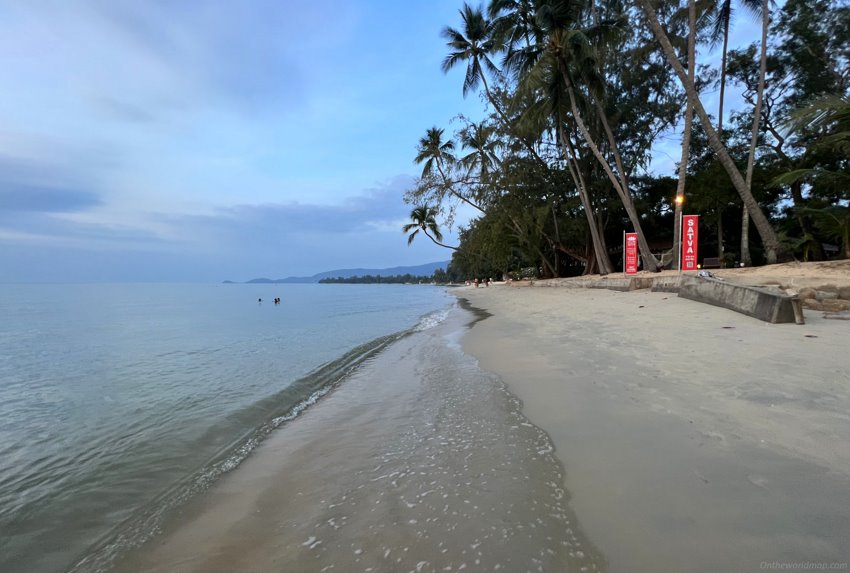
224, 261, 450, 284
319, 274, 433, 284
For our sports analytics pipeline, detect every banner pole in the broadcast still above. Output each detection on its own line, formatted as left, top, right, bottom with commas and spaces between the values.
678, 211, 683, 273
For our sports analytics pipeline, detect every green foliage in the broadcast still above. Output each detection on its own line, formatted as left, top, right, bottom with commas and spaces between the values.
319, 274, 435, 284
402, 0, 849, 276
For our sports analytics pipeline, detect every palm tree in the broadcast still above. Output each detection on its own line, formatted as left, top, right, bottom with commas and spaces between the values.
414, 127, 456, 180
403, 206, 458, 250
711, 0, 763, 135
710, 0, 766, 266
443, 3, 549, 169
673, 0, 698, 269
489, 0, 537, 49
459, 121, 501, 179
740, 0, 770, 266
640, 0, 782, 263
442, 4, 501, 99
414, 126, 485, 215
772, 94, 850, 190
507, 0, 661, 271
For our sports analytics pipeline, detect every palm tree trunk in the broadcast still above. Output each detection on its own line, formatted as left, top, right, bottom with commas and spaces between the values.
674, 0, 697, 269
592, 100, 663, 271
478, 71, 550, 170
559, 124, 614, 274
559, 65, 659, 271
717, 17, 730, 133
435, 163, 486, 214
717, 207, 724, 260
741, 0, 769, 266
422, 229, 459, 251
640, 0, 781, 264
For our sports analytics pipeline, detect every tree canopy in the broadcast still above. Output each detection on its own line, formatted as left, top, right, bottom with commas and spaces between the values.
404, 0, 850, 280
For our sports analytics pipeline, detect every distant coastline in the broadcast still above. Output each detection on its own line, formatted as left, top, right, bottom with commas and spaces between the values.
223, 260, 449, 284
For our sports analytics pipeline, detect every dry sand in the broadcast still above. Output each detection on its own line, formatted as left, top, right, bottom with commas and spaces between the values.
459, 280, 850, 572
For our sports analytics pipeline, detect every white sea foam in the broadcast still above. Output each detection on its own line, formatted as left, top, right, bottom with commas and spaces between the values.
414, 308, 451, 331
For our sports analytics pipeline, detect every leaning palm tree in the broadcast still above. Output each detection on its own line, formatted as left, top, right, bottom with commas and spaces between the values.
507, 0, 660, 271
640, 0, 782, 263
710, 0, 766, 266
673, 0, 698, 269
442, 3, 549, 169
414, 126, 485, 215
403, 205, 459, 250
739, 0, 770, 266
459, 121, 501, 180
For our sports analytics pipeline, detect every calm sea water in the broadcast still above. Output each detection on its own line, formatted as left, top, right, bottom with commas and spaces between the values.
0, 283, 452, 573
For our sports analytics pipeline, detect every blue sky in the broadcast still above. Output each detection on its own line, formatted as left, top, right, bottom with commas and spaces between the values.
0, 1, 759, 282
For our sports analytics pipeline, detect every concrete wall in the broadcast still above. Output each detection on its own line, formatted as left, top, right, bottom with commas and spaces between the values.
678, 275, 801, 324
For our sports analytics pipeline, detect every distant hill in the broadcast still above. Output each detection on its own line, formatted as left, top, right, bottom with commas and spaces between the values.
231, 261, 450, 284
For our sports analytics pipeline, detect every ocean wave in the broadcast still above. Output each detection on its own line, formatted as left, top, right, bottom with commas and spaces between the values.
414, 307, 452, 331
67, 331, 407, 573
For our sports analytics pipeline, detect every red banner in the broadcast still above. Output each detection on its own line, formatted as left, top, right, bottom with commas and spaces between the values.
682, 215, 699, 271
625, 233, 639, 274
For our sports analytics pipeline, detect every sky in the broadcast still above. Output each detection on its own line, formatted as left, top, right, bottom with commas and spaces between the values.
0, 1, 760, 283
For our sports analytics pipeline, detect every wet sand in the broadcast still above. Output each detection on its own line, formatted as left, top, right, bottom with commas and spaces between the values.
460, 285, 850, 572
108, 308, 604, 573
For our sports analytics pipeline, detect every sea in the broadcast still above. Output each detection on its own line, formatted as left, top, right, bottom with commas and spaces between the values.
0, 283, 603, 573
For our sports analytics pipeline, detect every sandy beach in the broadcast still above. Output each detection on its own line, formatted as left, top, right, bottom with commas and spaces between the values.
91, 271, 850, 573
105, 308, 605, 573
460, 280, 850, 572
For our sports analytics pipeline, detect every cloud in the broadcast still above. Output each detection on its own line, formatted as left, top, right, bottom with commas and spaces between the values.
84, 0, 358, 116
0, 157, 102, 214
0, 174, 456, 282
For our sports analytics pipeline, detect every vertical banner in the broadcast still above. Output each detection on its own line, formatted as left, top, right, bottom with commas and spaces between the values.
682, 215, 699, 271
625, 232, 639, 275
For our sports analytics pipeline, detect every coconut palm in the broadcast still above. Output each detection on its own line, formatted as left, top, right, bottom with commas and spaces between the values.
414, 127, 456, 180
673, 0, 698, 269
459, 121, 501, 179
442, 2, 547, 168
740, 0, 770, 265
772, 94, 850, 187
414, 126, 486, 215
506, 0, 661, 271
711, 0, 763, 134
442, 3, 501, 99
640, 0, 782, 263
488, 0, 538, 49
403, 205, 458, 250
710, 0, 767, 266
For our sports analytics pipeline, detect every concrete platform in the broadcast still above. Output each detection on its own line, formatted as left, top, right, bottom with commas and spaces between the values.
678, 274, 804, 324
584, 277, 655, 292
650, 276, 681, 293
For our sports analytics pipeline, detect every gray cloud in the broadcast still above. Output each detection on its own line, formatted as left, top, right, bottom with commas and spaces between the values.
0, 157, 102, 214
0, 184, 100, 213
174, 175, 415, 240
0, 173, 453, 282
88, 0, 320, 115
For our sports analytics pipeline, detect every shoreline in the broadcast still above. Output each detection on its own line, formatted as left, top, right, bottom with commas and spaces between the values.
457, 284, 850, 572
105, 303, 605, 573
